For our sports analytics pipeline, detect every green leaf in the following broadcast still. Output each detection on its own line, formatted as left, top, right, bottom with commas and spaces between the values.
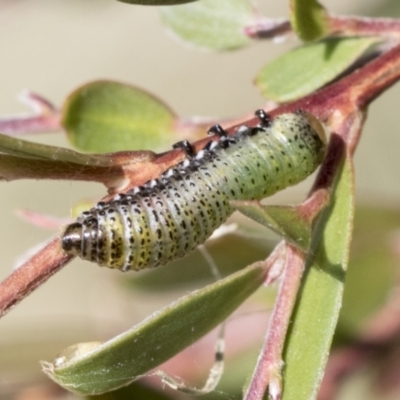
43, 261, 269, 395
233, 202, 312, 252
232, 191, 329, 253
256, 37, 380, 102
281, 155, 354, 399
61, 81, 176, 153
118, 0, 196, 4
290, 0, 329, 42
0, 132, 111, 165
0, 132, 115, 180
160, 0, 255, 51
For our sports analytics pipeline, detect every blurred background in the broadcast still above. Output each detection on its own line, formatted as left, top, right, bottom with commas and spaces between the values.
1, 0, 400, 399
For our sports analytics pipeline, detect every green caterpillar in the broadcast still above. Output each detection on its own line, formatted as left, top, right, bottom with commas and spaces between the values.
62, 110, 326, 271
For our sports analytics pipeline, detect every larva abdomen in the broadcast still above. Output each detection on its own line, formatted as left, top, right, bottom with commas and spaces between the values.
62, 111, 326, 271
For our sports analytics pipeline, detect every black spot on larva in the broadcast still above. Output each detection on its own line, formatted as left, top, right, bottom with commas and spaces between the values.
62, 112, 326, 271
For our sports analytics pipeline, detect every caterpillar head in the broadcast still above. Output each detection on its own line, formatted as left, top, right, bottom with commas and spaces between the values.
62, 222, 83, 256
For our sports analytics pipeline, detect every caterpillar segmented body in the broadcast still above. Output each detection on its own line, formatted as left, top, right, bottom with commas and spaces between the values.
62, 111, 326, 271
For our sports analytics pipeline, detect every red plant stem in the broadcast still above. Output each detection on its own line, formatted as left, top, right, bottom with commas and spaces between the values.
0, 115, 60, 134
0, 91, 61, 134
243, 246, 305, 400
243, 19, 292, 39
244, 14, 400, 41
0, 238, 73, 318
328, 15, 400, 37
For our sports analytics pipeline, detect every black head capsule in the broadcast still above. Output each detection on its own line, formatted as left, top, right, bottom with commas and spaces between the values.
255, 109, 272, 127
62, 222, 83, 256
207, 124, 228, 137
173, 140, 195, 159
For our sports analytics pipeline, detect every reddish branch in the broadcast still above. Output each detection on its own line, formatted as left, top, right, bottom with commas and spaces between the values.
328, 15, 400, 38
0, 239, 72, 317
244, 245, 306, 400
246, 14, 400, 40
0, 91, 60, 134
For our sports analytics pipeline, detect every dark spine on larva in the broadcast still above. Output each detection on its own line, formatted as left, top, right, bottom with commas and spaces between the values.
62, 112, 326, 271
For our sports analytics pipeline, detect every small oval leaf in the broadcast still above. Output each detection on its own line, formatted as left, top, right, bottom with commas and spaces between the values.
160, 0, 255, 51
61, 81, 176, 153
43, 261, 269, 395
290, 0, 329, 42
256, 37, 380, 102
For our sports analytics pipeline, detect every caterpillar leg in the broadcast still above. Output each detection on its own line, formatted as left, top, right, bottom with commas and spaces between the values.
255, 109, 272, 126
173, 140, 195, 158
157, 244, 226, 395
207, 124, 228, 137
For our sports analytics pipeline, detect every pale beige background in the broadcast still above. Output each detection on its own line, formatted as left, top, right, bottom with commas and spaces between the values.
0, 0, 398, 397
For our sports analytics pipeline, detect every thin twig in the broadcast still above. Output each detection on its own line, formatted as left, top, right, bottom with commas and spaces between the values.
0, 91, 60, 135
244, 245, 306, 400
0, 238, 73, 317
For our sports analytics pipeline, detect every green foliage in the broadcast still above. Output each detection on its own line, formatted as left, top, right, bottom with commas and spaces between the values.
62, 81, 176, 153
232, 201, 319, 253
0, 130, 113, 181
44, 262, 269, 394
290, 0, 329, 41
256, 37, 380, 102
282, 156, 354, 399
160, 0, 254, 50
0, 131, 111, 166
